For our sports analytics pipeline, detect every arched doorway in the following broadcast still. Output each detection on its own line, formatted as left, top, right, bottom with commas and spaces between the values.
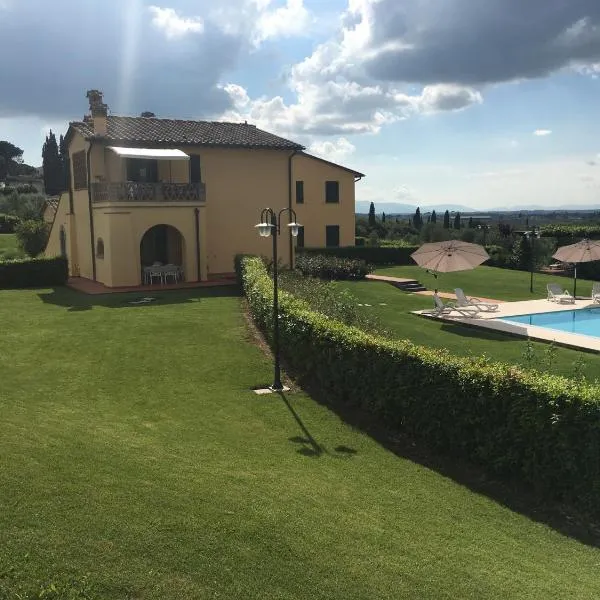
140, 224, 184, 271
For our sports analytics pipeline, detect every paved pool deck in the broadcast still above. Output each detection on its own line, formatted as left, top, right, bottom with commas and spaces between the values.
415, 298, 600, 353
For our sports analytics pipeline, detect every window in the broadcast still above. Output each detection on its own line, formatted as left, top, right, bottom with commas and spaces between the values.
295, 180, 304, 204
325, 180, 339, 203
296, 225, 304, 248
59, 226, 67, 258
325, 225, 340, 247
72, 151, 87, 190
96, 238, 104, 259
190, 155, 202, 183
127, 158, 158, 183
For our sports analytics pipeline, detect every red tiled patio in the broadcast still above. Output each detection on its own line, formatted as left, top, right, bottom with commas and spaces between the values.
68, 277, 237, 295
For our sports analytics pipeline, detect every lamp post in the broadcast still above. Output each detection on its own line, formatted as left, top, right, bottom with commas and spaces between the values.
255, 207, 301, 391
522, 226, 541, 293
477, 224, 490, 246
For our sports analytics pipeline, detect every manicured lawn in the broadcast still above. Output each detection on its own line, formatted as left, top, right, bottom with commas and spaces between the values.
0, 233, 24, 259
375, 265, 595, 301
335, 280, 600, 379
1, 286, 600, 599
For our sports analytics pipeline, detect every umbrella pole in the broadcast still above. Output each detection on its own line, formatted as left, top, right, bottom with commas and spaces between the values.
573, 264, 577, 299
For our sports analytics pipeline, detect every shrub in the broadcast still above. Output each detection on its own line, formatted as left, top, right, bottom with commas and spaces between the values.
541, 224, 600, 239
295, 253, 373, 280
298, 245, 420, 265
0, 213, 19, 233
237, 255, 600, 514
0, 256, 68, 288
15, 219, 49, 257
278, 270, 382, 332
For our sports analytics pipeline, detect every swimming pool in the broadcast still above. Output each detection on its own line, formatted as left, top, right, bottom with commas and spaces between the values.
498, 307, 600, 338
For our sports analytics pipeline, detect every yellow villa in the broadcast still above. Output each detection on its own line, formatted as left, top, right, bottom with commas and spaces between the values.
45, 90, 364, 288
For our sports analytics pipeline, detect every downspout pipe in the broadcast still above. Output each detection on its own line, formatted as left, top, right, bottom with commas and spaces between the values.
194, 207, 201, 282
288, 149, 298, 268
86, 142, 97, 281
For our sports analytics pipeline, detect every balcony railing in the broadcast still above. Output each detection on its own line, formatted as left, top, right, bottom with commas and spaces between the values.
91, 182, 206, 204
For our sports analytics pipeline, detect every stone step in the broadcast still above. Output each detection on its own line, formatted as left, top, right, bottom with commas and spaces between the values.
393, 280, 428, 293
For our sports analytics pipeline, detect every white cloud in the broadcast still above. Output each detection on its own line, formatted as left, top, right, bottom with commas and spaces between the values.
148, 6, 204, 39
308, 137, 356, 162
253, 0, 311, 45
533, 129, 552, 136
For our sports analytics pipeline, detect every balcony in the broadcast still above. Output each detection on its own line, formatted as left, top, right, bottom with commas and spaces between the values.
91, 182, 206, 204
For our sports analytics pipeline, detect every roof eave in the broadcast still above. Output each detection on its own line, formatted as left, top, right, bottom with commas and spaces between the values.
298, 151, 365, 177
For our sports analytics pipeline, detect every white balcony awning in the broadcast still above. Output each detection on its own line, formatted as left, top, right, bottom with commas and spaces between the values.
108, 147, 190, 161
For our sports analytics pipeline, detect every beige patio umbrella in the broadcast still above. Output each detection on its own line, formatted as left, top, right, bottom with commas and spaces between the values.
411, 240, 490, 293
552, 239, 600, 298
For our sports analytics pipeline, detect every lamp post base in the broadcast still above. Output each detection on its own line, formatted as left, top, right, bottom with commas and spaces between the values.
253, 386, 291, 395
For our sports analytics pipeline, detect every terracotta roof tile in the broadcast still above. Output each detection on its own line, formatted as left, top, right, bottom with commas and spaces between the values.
70, 116, 304, 150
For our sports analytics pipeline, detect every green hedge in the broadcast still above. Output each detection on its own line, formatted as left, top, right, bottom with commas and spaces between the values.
0, 214, 19, 234
295, 254, 373, 280
0, 256, 68, 288
298, 245, 419, 265
541, 224, 600, 239
238, 255, 600, 514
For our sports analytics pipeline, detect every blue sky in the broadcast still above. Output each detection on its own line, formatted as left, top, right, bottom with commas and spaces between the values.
2, 0, 600, 209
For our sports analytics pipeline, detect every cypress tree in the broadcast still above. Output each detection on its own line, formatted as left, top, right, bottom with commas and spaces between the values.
468, 217, 474, 228
431, 210, 437, 223
443, 210, 450, 229
453, 212, 461, 230
368, 202, 376, 227
42, 130, 63, 195
382, 211, 386, 223
414, 207, 422, 229
59, 134, 69, 192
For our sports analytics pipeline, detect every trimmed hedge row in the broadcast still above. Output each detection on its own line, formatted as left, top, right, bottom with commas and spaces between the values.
295, 254, 373, 280
298, 245, 420, 265
0, 214, 20, 234
0, 257, 68, 288
541, 224, 600, 239
238, 255, 600, 513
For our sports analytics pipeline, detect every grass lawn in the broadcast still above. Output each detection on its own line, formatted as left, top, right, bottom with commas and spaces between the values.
2, 286, 600, 599
0, 233, 24, 260
335, 280, 600, 379
375, 265, 595, 301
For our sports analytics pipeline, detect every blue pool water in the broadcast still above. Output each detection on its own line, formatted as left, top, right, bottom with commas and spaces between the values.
499, 307, 600, 338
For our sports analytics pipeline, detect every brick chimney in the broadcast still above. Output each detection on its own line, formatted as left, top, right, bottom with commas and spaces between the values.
86, 89, 108, 136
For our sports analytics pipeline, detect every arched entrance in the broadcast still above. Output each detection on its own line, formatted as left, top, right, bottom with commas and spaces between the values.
140, 224, 184, 274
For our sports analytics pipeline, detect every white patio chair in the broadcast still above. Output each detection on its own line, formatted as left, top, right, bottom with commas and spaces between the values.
455, 288, 499, 312
148, 268, 164, 285
164, 265, 178, 284
592, 282, 600, 304
547, 283, 574, 304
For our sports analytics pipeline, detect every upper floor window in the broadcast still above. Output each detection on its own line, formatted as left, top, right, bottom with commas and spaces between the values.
72, 151, 87, 190
127, 158, 158, 183
325, 181, 339, 203
190, 155, 202, 183
296, 181, 304, 204
326, 225, 340, 247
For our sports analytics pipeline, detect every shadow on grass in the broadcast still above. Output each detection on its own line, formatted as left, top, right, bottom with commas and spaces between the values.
38, 285, 240, 312
290, 375, 600, 549
277, 391, 357, 459
440, 322, 527, 342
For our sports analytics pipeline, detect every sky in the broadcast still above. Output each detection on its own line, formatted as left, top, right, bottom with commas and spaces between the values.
2, 0, 600, 209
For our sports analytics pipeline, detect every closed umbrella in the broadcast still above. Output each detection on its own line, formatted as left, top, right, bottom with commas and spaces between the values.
411, 240, 489, 292
552, 239, 600, 298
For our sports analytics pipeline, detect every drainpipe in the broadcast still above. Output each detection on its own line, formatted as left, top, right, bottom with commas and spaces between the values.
288, 149, 298, 268
194, 207, 201, 281
86, 142, 97, 281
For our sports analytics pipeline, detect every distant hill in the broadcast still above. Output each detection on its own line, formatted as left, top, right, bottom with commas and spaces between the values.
356, 201, 476, 214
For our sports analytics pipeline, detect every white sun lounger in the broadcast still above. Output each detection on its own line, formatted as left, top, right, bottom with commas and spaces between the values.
547, 283, 574, 304
454, 288, 499, 312
592, 282, 600, 304
427, 293, 479, 318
